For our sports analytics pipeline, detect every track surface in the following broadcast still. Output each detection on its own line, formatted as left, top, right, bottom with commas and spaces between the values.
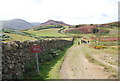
60, 45, 117, 79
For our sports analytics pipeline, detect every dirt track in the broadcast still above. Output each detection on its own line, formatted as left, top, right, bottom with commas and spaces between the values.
60, 45, 117, 79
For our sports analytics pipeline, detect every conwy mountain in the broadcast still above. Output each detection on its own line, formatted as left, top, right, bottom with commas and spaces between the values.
40, 19, 71, 26
0, 19, 34, 30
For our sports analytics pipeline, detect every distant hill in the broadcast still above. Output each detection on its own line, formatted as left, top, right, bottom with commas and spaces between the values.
107, 21, 120, 26
40, 19, 71, 26
96, 21, 120, 27
0, 19, 33, 30
107, 21, 120, 24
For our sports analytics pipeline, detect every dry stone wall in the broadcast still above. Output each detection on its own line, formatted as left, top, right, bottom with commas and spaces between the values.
2, 39, 72, 79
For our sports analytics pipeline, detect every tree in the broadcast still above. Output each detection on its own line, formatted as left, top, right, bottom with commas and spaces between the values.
91, 28, 99, 34
90, 24, 93, 26
75, 25, 80, 28
91, 28, 99, 43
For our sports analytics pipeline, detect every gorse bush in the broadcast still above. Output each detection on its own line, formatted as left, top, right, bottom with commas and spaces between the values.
0, 34, 11, 41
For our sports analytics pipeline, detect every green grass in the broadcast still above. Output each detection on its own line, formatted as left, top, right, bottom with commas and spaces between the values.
3, 33, 37, 42
31, 45, 72, 79
24, 28, 68, 37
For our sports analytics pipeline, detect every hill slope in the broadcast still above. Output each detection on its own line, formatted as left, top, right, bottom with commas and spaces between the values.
0, 19, 33, 30
40, 20, 71, 26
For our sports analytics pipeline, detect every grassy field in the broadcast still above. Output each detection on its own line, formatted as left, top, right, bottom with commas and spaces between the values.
4, 33, 37, 42
24, 28, 68, 37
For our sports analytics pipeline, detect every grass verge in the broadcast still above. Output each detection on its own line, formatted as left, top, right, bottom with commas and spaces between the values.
31, 45, 72, 79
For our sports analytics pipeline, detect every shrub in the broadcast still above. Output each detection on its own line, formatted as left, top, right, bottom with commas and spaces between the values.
94, 45, 102, 49
93, 45, 107, 49
2, 34, 10, 38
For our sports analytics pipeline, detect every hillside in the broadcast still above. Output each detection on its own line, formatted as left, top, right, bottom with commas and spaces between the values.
40, 19, 71, 26
0, 19, 33, 30
107, 21, 120, 27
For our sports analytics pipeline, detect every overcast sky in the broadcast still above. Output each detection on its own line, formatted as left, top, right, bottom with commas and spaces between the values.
0, 0, 119, 25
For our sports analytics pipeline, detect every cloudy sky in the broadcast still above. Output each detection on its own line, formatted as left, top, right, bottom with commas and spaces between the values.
0, 0, 119, 25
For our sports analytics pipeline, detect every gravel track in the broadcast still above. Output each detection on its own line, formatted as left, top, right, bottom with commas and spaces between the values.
60, 45, 114, 79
